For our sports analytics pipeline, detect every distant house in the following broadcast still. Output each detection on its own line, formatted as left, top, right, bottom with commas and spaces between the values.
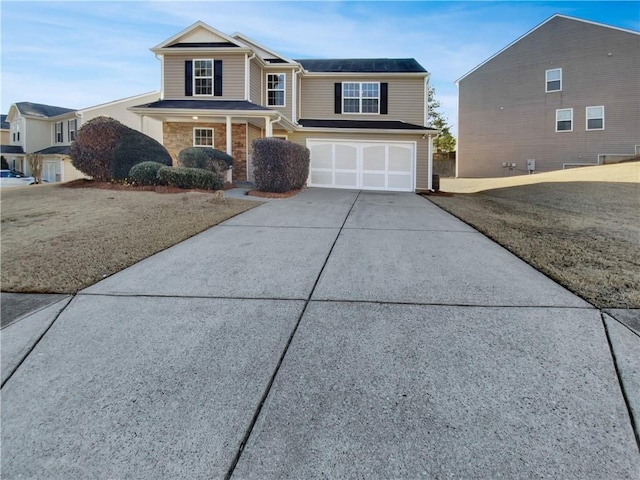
2, 92, 162, 183
130, 21, 438, 191
1, 115, 9, 145
456, 14, 640, 177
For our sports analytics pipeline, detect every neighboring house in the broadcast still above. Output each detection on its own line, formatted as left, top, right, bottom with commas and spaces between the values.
2, 92, 162, 183
130, 22, 438, 191
1, 115, 9, 145
456, 14, 640, 177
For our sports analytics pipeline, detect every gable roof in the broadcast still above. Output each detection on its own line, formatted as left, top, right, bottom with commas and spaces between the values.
152, 21, 248, 51
15, 102, 76, 118
299, 119, 436, 132
456, 14, 640, 84
1, 114, 8, 130
297, 58, 427, 73
231, 32, 296, 64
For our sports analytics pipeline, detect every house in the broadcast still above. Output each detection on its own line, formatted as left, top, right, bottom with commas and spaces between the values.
2, 92, 163, 183
1, 115, 9, 145
130, 22, 439, 191
456, 14, 640, 177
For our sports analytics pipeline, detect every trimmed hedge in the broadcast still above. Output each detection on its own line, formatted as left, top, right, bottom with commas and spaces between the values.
128, 161, 166, 186
70, 116, 172, 181
157, 166, 222, 191
252, 138, 310, 193
178, 147, 232, 182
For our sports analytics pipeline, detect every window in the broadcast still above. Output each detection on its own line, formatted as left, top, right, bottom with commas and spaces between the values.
546, 68, 562, 92
55, 121, 63, 143
586, 106, 604, 130
12, 123, 20, 142
343, 82, 379, 114
194, 59, 213, 96
556, 108, 573, 132
68, 119, 77, 141
193, 128, 213, 146
267, 74, 286, 106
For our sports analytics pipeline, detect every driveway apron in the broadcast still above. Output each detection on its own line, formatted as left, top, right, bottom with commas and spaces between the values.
1, 189, 638, 479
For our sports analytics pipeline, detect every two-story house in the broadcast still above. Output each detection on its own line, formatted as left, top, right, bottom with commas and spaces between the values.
130, 21, 439, 192
2, 92, 163, 183
456, 14, 640, 177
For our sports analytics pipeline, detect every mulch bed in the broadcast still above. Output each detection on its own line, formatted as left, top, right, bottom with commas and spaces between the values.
61, 178, 226, 195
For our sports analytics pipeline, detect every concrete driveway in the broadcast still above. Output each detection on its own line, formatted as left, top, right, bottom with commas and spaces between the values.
2, 188, 638, 479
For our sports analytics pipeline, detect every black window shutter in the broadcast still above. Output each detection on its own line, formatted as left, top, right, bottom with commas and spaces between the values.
334, 83, 342, 114
185, 61, 193, 96
380, 83, 388, 115
214, 60, 223, 96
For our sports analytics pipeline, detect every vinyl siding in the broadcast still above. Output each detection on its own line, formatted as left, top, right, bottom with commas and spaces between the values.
458, 16, 640, 177
299, 76, 425, 125
62, 159, 86, 182
164, 53, 246, 100
287, 131, 429, 190
250, 59, 262, 104
247, 123, 263, 182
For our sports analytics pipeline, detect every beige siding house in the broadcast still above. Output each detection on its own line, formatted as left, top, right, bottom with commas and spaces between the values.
130, 21, 438, 191
2, 92, 162, 183
456, 15, 640, 177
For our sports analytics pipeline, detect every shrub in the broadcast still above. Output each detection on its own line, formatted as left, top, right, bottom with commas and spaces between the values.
157, 166, 222, 191
70, 116, 172, 182
128, 161, 166, 186
178, 147, 232, 182
110, 130, 172, 180
252, 138, 310, 193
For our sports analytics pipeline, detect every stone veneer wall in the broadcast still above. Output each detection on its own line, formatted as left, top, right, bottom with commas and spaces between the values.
163, 122, 248, 183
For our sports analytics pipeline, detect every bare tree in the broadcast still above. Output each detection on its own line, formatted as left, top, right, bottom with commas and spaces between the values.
27, 153, 44, 184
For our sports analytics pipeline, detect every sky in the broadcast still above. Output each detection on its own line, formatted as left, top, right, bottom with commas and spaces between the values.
1, 1, 639, 137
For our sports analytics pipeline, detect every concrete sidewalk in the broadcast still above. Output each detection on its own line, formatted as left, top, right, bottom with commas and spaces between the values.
1, 189, 638, 479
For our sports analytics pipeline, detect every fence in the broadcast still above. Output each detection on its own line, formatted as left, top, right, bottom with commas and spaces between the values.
433, 152, 456, 177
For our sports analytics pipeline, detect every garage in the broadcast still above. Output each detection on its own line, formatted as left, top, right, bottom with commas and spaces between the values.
307, 140, 415, 192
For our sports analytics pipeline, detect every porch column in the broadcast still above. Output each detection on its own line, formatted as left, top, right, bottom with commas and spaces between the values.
226, 116, 233, 183
427, 135, 434, 191
265, 116, 273, 137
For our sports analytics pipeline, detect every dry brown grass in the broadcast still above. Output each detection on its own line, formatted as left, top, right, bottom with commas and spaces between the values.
428, 162, 640, 309
1, 183, 260, 293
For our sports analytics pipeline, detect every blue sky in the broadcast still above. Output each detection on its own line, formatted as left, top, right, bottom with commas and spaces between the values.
2, 1, 638, 137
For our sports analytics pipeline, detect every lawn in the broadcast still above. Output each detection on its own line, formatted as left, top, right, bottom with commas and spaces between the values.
427, 162, 640, 309
1, 183, 260, 293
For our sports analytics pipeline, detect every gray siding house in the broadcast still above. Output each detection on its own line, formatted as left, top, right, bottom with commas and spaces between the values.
456, 14, 640, 177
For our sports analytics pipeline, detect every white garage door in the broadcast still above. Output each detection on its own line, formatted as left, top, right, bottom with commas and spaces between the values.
307, 140, 415, 192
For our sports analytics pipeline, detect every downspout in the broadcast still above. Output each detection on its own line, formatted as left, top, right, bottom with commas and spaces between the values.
266, 115, 281, 137
245, 52, 256, 101
292, 66, 303, 125
424, 72, 431, 127
155, 54, 164, 100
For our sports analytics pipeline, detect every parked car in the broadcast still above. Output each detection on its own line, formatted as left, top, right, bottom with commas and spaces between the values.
0, 170, 35, 187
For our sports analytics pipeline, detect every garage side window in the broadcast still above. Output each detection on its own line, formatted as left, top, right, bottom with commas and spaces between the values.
193, 128, 213, 147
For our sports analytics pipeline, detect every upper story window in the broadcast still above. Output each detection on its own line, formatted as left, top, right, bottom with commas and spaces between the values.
68, 119, 77, 141
11, 123, 20, 142
586, 106, 604, 130
546, 68, 562, 92
556, 108, 573, 132
267, 74, 286, 107
55, 121, 63, 143
193, 128, 213, 147
194, 60, 213, 96
343, 82, 379, 114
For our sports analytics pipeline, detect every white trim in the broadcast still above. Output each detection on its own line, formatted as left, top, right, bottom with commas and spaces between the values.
152, 21, 247, 51
193, 127, 214, 147
456, 14, 640, 84
193, 59, 214, 97
303, 71, 427, 78
555, 108, 573, 132
545, 68, 562, 92
266, 73, 287, 107
231, 32, 298, 65
79, 91, 161, 114
342, 81, 381, 115
586, 105, 605, 131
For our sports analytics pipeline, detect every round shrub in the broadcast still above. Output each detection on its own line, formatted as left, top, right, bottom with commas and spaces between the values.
157, 166, 222, 191
128, 161, 166, 186
178, 147, 232, 182
252, 138, 310, 193
70, 116, 172, 182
